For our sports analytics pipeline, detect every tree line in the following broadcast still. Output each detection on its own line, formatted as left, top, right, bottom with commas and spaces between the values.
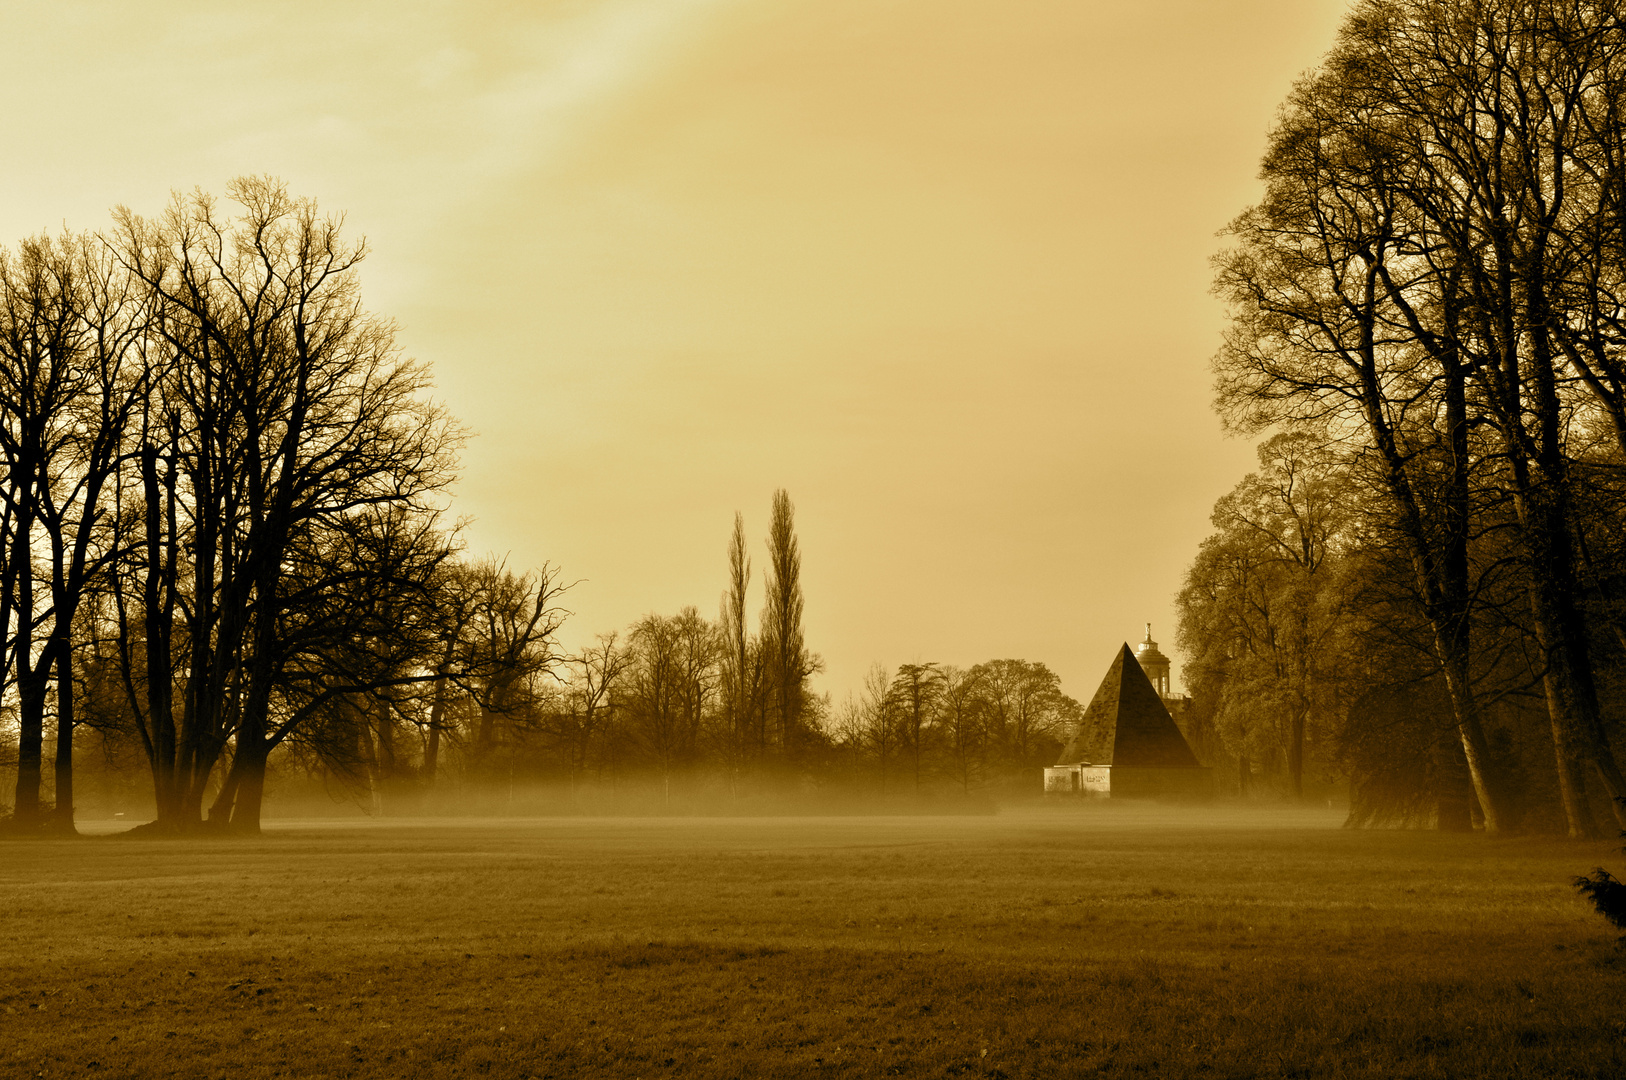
188, 493, 1080, 814
310, 490, 1080, 813
0, 180, 1079, 830
0, 177, 550, 834
1179, 0, 1626, 837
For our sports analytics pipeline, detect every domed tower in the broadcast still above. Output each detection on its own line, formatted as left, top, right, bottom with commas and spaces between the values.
1135, 623, 1172, 699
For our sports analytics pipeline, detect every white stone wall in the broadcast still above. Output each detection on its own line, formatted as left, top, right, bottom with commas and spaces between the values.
1043, 766, 1080, 793
1080, 766, 1111, 794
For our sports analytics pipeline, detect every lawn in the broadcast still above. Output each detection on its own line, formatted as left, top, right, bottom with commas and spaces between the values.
2, 804, 1623, 1079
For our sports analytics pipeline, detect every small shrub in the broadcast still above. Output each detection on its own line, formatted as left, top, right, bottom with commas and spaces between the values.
1573, 799, 1626, 941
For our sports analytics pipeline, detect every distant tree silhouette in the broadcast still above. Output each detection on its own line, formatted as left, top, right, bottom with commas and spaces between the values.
719, 511, 759, 780
763, 490, 812, 756
861, 664, 894, 794
888, 663, 944, 792
971, 659, 1074, 775
551, 631, 630, 789
937, 666, 987, 795
1176, 434, 1353, 800
625, 608, 720, 806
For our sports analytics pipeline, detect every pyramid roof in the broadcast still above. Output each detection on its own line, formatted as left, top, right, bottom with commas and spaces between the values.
1056, 644, 1201, 769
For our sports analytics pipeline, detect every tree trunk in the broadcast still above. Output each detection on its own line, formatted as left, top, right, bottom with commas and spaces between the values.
1434, 720, 1473, 833
229, 744, 269, 835
136, 445, 182, 826
10, 539, 46, 828
1516, 480, 1608, 838
49, 642, 77, 834
1434, 345, 1512, 835
1537, 665, 1600, 840
1437, 651, 1507, 834
207, 759, 241, 826
1288, 709, 1305, 800
475, 705, 499, 786
424, 671, 448, 787
13, 674, 46, 827
13, 658, 49, 828
358, 712, 383, 817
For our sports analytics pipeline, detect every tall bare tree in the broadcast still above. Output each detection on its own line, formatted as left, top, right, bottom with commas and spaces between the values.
108, 177, 463, 832
0, 234, 150, 832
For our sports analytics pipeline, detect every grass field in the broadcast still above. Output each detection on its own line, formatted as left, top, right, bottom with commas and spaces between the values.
3, 804, 1624, 1079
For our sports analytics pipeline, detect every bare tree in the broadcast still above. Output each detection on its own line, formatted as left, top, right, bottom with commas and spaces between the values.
624, 608, 720, 806
0, 234, 150, 832
456, 557, 569, 782
108, 178, 463, 832
887, 663, 944, 792
830, 691, 870, 791
552, 631, 630, 788
1213, 0, 1626, 833
421, 555, 478, 789
971, 659, 1074, 775
861, 663, 894, 795
1178, 434, 1353, 798
937, 666, 987, 795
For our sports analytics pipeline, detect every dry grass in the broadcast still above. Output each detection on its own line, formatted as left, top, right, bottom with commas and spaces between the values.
3, 804, 1624, 1079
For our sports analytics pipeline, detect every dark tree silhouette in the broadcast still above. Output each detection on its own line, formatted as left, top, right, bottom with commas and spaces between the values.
763, 489, 810, 755
888, 662, 944, 792
1212, 0, 1626, 834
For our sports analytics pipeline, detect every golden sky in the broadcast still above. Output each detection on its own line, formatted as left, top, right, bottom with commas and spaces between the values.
3, 0, 1347, 701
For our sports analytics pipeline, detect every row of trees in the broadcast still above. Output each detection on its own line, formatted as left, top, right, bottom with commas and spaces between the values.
191, 493, 1073, 810
0, 186, 841, 827
420, 622, 1075, 809
389, 493, 1075, 806
1183, 0, 1626, 836
0, 177, 1092, 829
0, 177, 581, 834
827, 659, 1080, 796
533, 492, 822, 802
10, 447, 1074, 818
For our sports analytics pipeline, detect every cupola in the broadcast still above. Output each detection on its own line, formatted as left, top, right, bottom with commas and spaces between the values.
1135, 623, 1172, 698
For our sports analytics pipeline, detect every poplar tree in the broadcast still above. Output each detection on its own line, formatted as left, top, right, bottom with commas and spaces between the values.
720, 511, 755, 772
762, 489, 808, 755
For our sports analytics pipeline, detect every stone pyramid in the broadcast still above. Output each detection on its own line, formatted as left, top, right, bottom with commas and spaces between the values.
1056, 644, 1201, 768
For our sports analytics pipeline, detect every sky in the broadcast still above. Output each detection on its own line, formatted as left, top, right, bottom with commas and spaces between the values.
1, 0, 1349, 704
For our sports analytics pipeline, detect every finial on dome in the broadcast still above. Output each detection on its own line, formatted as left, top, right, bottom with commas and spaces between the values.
1145, 622, 1153, 643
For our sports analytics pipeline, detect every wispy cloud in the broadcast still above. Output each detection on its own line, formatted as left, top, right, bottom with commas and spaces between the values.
0, 0, 734, 254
